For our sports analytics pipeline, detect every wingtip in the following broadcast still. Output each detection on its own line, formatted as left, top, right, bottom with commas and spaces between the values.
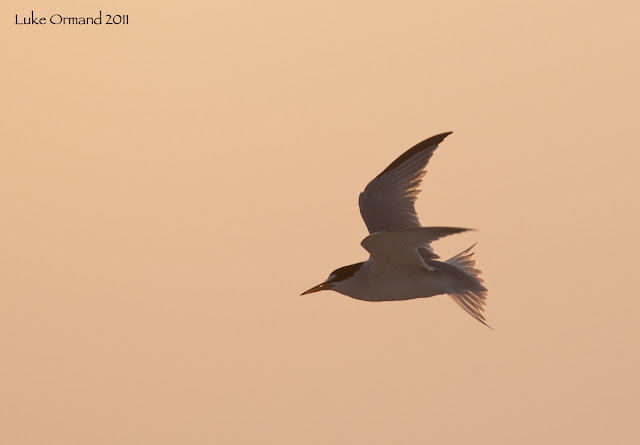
422, 131, 453, 146
375, 131, 454, 179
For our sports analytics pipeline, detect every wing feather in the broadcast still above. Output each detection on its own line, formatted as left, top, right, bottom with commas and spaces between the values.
358, 132, 452, 236
361, 227, 470, 271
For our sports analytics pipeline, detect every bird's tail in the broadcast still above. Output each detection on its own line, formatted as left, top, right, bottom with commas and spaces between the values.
445, 244, 491, 328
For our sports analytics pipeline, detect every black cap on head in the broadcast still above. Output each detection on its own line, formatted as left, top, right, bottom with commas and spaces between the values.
328, 262, 364, 283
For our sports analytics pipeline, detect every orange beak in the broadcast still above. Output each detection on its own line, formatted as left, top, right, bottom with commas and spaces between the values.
301, 282, 328, 295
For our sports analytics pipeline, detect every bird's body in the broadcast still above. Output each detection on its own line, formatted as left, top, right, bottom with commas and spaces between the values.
302, 132, 490, 327
329, 261, 447, 302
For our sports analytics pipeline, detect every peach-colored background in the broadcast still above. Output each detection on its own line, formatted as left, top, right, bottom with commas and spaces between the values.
2, 1, 639, 444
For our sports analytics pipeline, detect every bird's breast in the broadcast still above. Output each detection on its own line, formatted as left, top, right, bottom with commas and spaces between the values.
333, 263, 446, 302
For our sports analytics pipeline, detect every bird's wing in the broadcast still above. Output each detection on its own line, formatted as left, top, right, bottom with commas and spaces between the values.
358, 132, 452, 236
361, 227, 470, 271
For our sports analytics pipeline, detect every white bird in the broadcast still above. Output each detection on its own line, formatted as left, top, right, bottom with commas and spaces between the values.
302, 132, 490, 328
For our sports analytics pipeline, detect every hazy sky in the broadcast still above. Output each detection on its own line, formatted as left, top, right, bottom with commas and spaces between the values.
2, 1, 640, 444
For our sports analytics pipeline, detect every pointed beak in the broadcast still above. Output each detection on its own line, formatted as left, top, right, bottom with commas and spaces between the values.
301, 282, 328, 295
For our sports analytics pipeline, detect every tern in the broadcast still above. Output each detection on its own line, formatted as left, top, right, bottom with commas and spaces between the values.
302, 132, 490, 327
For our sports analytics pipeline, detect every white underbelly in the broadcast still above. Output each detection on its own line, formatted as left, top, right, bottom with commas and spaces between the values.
335, 266, 447, 302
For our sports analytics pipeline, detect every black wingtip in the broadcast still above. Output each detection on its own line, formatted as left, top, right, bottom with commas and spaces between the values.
376, 132, 453, 179
426, 131, 454, 145
411, 132, 453, 150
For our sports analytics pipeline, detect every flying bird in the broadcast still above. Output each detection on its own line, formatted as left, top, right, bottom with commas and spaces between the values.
302, 132, 490, 327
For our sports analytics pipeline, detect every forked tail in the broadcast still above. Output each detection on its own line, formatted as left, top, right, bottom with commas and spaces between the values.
445, 244, 491, 328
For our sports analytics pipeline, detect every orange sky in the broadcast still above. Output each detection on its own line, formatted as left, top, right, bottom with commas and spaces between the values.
2, 1, 640, 444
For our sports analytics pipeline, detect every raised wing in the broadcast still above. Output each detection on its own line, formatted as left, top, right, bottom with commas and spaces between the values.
358, 132, 452, 236
361, 227, 470, 271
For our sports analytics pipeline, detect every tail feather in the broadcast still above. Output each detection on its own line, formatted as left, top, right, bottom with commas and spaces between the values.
445, 244, 491, 329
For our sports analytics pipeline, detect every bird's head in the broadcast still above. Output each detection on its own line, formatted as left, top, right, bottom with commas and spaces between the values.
301, 262, 363, 295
